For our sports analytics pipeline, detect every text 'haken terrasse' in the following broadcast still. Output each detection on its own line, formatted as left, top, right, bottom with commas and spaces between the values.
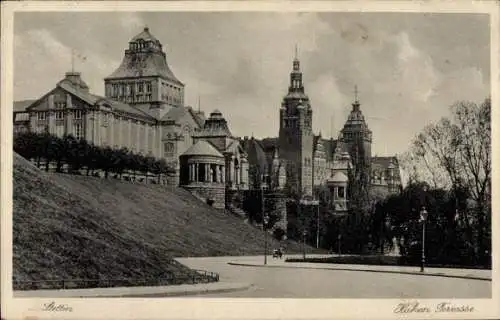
394, 302, 474, 313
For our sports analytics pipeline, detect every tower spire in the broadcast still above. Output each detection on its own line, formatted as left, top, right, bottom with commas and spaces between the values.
198, 94, 201, 113
294, 44, 298, 60
352, 84, 361, 111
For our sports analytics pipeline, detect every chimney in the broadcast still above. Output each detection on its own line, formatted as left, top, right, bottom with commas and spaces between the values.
64, 72, 89, 92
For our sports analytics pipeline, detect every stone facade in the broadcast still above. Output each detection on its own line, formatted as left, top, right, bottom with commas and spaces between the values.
193, 110, 249, 191
278, 55, 314, 196
179, 140, 226, 209
13, 28, 205, 186
244, 54, 403, 218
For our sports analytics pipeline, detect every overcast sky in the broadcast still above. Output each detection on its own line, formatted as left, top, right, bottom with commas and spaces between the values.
13, 12, 490, 156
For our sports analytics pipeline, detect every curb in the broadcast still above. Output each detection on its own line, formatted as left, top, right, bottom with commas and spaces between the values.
227, 262, 491, 282
14, 282, 253, 298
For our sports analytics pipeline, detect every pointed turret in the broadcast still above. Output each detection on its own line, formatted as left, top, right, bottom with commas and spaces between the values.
340, 85, 373, 194
287, 46, 307, 97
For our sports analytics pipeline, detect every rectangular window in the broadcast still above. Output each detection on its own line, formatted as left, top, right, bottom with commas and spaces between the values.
146, 82, 152, 92
56, 111, 64, 119
55, 102, 66, 109
103, 113, 109, 126
75, 123, 84, 140
164, 142, 175, 158
138, 82, 144, 93
37, 112, 47, 121
338, 186, 345, 198
74, 110, 83, 119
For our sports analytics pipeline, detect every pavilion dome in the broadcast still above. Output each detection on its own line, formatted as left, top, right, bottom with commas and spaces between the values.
181, 140, 223, 158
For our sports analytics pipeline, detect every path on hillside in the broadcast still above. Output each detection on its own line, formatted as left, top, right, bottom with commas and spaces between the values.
175, 255, 491, 298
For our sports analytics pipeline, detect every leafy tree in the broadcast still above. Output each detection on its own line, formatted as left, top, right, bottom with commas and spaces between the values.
401, 97, 491, 265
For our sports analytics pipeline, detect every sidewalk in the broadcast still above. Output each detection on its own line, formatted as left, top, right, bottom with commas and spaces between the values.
228, 255, 491, 281
14, 281, 252, 298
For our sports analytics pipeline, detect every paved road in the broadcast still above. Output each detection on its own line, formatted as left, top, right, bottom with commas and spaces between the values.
176, 255, 491, 298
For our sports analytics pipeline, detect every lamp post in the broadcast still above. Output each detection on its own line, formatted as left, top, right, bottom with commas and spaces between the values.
264, 214, 270, 265
312, 200, 320, 249
302, 229, 307, 259
420, 206, 428, 272
299, 198, 306, 259
261, 181, 267, 265
337, 234, 342, 256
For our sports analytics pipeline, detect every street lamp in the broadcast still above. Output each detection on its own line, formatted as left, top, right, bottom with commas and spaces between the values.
312, 200, 320, 249
420, 206, 428, 272
337, 234, 342, 256
264, 214, 270, 265
302, 229, 307, 259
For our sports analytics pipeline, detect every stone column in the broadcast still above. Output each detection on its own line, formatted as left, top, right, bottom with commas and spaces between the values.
194, 163, 199, 182
221, 165, 225, 184
65, 93, 72, 135
205, 163, 210, 182
144, 124, 148, 153
152, 125, 157, 157
110, 114, 115, 147
234, 162, 239, 185
136, 121, 140, 153
128, 119, 132, 150
96, 111, 102, 146
226, 159, 231, 185
240, 163, 244, 186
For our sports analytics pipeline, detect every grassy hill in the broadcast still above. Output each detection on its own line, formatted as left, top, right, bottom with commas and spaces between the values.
13, 153, 322, 288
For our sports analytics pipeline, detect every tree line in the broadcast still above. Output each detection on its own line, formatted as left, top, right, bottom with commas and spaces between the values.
290, 97, 491, 267
14, 132, 176, 182
399, 98, 491, 266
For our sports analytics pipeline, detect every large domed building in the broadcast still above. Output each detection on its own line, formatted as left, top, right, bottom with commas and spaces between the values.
12, 27, 249, 206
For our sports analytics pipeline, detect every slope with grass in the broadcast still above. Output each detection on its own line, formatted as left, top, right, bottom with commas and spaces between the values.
13, 153, 322, 286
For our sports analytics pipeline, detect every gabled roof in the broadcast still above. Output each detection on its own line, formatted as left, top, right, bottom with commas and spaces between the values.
242, 138, 268, 172
186, 106, 205, 128
13, 100, 36, 112
57, 81, 152, 118
58, 81, 100, 105
162, 105, 186, 121
181, 140, 223, 158
225, 140, 240, 154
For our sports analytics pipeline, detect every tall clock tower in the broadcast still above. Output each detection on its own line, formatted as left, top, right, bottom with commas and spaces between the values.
278, 50, 314, 197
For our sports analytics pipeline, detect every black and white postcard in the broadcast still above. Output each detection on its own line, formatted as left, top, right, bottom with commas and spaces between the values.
1, 1, 498, 319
